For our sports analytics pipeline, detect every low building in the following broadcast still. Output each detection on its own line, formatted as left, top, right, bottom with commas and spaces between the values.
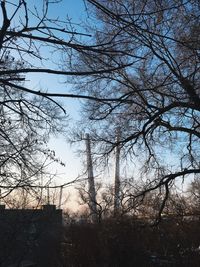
0, 205, 62, 267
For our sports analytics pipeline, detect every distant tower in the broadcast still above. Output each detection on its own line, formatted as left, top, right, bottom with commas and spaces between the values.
85, 133, 98, 222
114, 127, 121, 216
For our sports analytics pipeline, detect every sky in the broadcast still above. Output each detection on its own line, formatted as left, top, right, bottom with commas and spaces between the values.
2, 1, 194, 210
39, 0, 91, 207
1, 0, 95, 209
25, 0, 117, 210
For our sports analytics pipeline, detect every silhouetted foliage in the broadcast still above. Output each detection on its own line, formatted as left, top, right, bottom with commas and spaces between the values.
62, 216, 200, 267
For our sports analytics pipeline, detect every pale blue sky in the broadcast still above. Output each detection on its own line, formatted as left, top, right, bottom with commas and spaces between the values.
2, 1, 130, 209
41, 0, 88, 181
2, 1, 190, 209
2, 0, 93, 207
33, 1, 91, 208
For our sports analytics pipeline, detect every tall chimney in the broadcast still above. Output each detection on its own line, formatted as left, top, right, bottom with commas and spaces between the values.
114, 127, 121, 216
85, 133, 98, 222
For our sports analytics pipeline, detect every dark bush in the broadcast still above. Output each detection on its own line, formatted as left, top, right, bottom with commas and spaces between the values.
62, 217, 200, 267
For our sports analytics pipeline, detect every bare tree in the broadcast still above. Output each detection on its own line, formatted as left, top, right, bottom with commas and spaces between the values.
0, 0, 128, 98
187, 178, 200, 215
1, 0, 200, 216
68, 0, 200, 215
0, 0, 78, 200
